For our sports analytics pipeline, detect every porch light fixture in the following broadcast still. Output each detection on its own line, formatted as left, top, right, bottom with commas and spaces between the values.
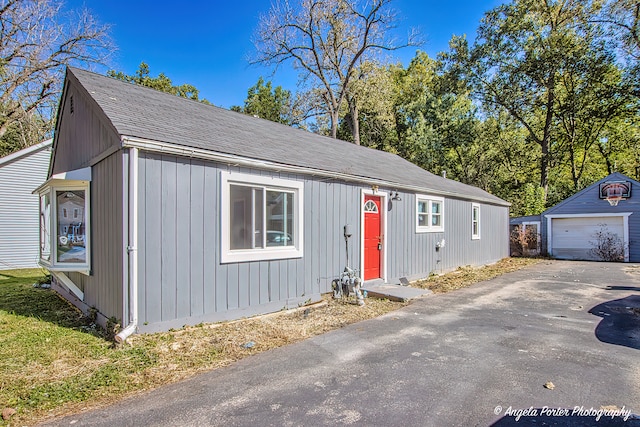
388, 190, 402, 211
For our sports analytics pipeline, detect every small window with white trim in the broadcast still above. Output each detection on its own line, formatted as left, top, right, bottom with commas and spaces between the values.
416, 195, 444, 233
221, 171, 303, 263
472, 203, 480, 240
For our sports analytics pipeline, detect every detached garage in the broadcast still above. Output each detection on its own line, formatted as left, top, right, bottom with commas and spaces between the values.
511, 172, 640, 262
547, 214, 629, 261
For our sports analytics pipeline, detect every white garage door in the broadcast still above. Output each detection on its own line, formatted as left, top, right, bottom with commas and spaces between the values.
551, 216, 625, 261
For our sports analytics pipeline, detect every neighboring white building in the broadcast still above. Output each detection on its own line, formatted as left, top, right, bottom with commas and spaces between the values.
0, 140, 52, 269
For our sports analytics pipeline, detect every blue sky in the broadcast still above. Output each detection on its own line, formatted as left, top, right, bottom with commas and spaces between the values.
66, 0, 503, 109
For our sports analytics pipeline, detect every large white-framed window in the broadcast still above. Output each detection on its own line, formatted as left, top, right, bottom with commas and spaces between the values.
221, 171, 304, 263
472, 203, 481, 240
416, 194, 445, 233
36, 171, 91, 273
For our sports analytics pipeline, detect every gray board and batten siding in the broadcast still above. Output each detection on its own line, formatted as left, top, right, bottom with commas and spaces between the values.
52, 77, 125, 320
0, 140, 52, 269
48, 67, 510, 333
135, 153, 509, 332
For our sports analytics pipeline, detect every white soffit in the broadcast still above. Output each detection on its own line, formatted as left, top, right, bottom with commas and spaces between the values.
33, 166, 92, 194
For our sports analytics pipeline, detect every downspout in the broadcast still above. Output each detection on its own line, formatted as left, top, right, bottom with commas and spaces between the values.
115, 147, 139, 343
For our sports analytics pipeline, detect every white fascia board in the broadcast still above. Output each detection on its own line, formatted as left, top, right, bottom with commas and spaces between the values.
544, 212, 633, 219
33, 166, 92, 194
120, 136, 510, 207
50, 166, 91, 181
51, 271, 84, 300
0, 139, 52, 167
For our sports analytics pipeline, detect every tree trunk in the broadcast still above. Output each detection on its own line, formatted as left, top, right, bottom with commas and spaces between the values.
540, 76, 556, 200
330, 112, 339, 139
325, 91, 340, 139
597, 143, 614, 175
348, 97, 361, 145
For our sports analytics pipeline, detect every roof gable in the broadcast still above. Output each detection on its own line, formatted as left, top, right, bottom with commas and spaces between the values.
66, 67, 508, 205
0, 139, 52, 167
543, 172, 640, 215
50, 70, 124, 177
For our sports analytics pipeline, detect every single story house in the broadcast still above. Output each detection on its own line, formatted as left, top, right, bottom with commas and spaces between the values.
0, 139, 52, 269
511, 172, 640, 262
37, 67, 510, 340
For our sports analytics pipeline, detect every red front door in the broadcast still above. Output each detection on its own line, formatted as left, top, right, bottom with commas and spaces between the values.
363, 195, 382, 280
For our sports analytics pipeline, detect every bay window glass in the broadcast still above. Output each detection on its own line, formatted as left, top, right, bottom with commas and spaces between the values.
35, 174, 90, 272
55, 190, 87, 264
39, 193, 51, 262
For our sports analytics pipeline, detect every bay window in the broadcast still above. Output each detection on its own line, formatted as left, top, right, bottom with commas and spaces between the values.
35, 168, 91, 273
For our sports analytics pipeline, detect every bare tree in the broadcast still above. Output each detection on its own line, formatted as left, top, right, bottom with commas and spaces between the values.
252, 0, 420, 145
0, 0, 113, 149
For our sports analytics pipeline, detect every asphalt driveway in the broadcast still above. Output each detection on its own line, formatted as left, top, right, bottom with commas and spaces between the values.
42, 261, 640, 426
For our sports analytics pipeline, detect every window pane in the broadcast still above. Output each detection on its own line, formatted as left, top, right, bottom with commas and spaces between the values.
40, 194, 51, 261
472, 206, 479, 237
364, 200, 378, 212
418, 213, 428, 227
266, 190, 294, 246
230, 185, 252, 250
56, 190, 86, 263
525, 225, 538, 249
432, 201, 442, 227
286, 192, 294, 240
253, 189, 264, 249
418, 201, 427, 213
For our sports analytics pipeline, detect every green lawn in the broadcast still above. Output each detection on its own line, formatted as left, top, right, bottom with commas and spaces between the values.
0, 269, 157, 426
0, 259, 539, 425
0, 269, 405, 426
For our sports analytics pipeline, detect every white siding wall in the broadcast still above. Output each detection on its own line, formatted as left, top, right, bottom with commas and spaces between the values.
0, 144, 52, 269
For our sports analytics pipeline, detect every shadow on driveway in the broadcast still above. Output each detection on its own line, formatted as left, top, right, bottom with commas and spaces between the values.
589, 295, 640, 350
606, 286, 640, 292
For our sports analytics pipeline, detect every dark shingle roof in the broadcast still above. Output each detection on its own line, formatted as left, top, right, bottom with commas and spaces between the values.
68, 67, 507, 205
